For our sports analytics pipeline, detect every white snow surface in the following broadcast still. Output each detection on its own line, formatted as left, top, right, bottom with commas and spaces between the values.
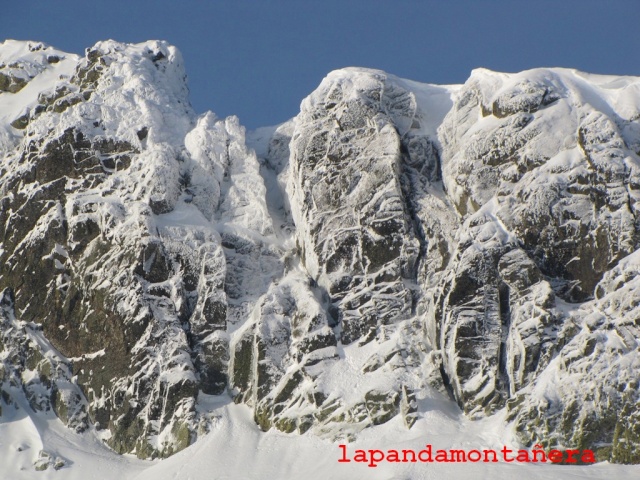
1, 395, 639, 479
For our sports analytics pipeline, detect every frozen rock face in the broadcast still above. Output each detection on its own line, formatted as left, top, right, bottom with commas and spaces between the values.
507, 250, 640, 463
432, 68, 640, 459
0, 39, 270, 458
1, 39, 640, 463
236, 69, 455, 437
0, 288, 89, 431
440, 69, 640, 302
430, 217, 559, 416
287, 69, 423, 344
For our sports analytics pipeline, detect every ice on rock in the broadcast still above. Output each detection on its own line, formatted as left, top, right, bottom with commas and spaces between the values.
0, 39, 267, 458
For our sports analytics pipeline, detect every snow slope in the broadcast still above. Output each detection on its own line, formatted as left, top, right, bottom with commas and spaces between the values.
2, 396, 639, 479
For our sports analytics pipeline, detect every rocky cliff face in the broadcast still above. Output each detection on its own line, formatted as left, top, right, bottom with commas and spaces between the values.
1, 40, 639, 462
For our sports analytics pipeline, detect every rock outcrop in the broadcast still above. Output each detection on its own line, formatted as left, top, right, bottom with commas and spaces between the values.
1, 40, 640, 463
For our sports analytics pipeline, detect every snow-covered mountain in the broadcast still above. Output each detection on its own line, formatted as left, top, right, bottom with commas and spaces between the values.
1, 39, 639, 477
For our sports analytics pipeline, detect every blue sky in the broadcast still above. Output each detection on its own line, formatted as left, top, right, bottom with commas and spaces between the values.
3, 1, 639, 128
